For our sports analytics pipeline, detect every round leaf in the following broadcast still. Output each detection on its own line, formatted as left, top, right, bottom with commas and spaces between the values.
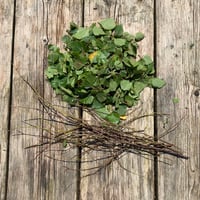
109, 80, 118, 91
96, 93, 107, 103
105, 112, 120, 124
95, 107, 110, 119
116, 105, 127, 115
151, 78, 166, 88
114, 38, 126, 46
120, 80, 132, 91
143, 55, 153, 65
114, 24, 123, 37
134, 81, 147, 95
99, 18, 116, 30
93, 26, 105, 36
80, 96, 94, 105
135, 32, 145, 42
73, 28, 89, 39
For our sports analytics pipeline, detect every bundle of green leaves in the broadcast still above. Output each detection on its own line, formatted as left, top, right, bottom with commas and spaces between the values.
46, 18, 165, 124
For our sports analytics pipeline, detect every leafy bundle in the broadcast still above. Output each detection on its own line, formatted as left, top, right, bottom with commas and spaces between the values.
46, 18, 165, 123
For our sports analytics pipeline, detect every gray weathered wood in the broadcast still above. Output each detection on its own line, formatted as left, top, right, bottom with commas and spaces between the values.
6, 1, 82, 199
42, 1, 83, 199
156, 0, 200, 199
7, 0, 49, 199
2, 0, 199, 199
0, 1, 13, 199
81, 1, 154, 199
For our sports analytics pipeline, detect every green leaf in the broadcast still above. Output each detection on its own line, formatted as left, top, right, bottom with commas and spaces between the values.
99, 18, 116, 30
122, 57, 131, 67
109, 80, 118, 91
143, 55, 153, 65
70, 77, 76, 87
120, 80, 132, 91
95, 107, 110, 119
127, 43, 137, 56
76, 70, 83, 75
70, 41, 83, 52
105, 112, 120, 124
80, 95, 94, 105
129, 58, 137, 67
59, 86, 75, 96
96, 92, 107, 102
125, 95, 135, 107
137, 65, 147, 72
48, 44, 59, 51
62, 35, 71, 44
48, 53, 59, 64
80, 73, 96, 87
116, 105, 127, 115
92, 99, 104, 109
73, 28, 89, 39
76, 89, 88, 97
172, 98, 179, 104
151, 78, 166, 88
114, 38, 126, 46
69, 22, 78, 32
93, 26, 105, 36
45, 68, 58, 79
63, 95, 76, 105
134, 81, 147, 95
123, 32, 134, 41
135, 32, 145, 42
114, 24, 123, 37
63, 140, 68, 148
114, 61, 123, 70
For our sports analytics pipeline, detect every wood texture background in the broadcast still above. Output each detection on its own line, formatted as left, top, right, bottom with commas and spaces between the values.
0, 0, 199, 200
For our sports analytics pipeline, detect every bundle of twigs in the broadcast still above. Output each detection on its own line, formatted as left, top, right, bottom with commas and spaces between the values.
21, 78, 188, 164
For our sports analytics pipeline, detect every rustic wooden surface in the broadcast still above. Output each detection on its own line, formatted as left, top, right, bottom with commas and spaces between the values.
0, 0, 13, 199
42, 1, 82, 200
0, 0, 200, 200
81, 0, 154, 199
5, 1, 81, 200
7, 0, 48, 199
156, 0, 200, 199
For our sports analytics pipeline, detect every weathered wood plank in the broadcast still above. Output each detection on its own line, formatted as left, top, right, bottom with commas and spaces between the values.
156, 0, 200, 199
0, 1, 14, 199
81, 1, 154, 199
6, 0, 82, 199
43, 1, 83, 199
7, 0, 49, 199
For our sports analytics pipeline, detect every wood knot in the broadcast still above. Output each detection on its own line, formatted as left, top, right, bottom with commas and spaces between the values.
194, 89, 200, 97
42, 37, 49, 45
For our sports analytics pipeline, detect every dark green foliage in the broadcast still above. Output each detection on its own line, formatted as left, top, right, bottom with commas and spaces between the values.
46, 18, 165, 123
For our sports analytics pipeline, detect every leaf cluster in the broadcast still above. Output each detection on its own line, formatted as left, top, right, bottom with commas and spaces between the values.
46, 18, 165, 123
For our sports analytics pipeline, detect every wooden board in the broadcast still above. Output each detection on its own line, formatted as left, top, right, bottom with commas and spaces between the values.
156, 0, 200, 199
81, 0, 154, 199
6, 0, 50, 199
6, 1, 82, 199
0, 0, 13, 199
43, 1, 83, 199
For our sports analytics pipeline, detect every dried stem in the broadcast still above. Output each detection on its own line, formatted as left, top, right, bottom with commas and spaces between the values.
17, 77, 188, 176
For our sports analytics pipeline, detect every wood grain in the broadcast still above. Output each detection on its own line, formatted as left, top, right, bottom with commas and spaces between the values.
6, 0, 82, 199
43, 1, 83, 199
1, 0, 199, 199
81, 1, 154, 199
156, 0, 200, 199
7, 0, 48, 199
0, 1, 13, 199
